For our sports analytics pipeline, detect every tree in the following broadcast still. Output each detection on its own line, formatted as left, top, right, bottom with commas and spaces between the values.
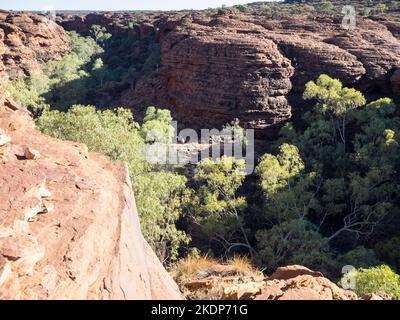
67, 31, 104, 64
303, 74, 366, 151
234, 4, 253, 13
375, 3, 387, 15
255, 219, 334, 274
222, 118, 247, 145
134, 171, 191, 262
37, 104, 147, 177
258, 4, 271, 14
90, 25, 112, 46
255, 143, 305, 196
6, 73, 50, 113
141, 106, 175, 144
316, 0, 334, 13
91, 58, 109, 88
189, 156, 252, 256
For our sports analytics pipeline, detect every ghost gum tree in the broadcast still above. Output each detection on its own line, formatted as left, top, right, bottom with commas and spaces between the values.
303, 74, 366, 152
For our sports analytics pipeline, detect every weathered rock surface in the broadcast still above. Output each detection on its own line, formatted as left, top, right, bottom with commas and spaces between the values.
0, 88, 182, 300
255, 265, 358, 300
0, 12, 69, 81
178, 263, 398, 300
116, 12, 400, 134
178, 262, 360, 300
269, 265, 324, 281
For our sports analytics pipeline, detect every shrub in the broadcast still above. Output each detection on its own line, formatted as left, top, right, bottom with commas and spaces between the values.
140, 106, 175, 144
37, 104, 147, 177
341, 265, 400, 298
134, 171, 191, 261
5, 73, 50, 112
255, 143, 304, 195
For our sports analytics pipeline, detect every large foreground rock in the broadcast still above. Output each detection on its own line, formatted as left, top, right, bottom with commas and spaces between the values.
0, 88, 182, 299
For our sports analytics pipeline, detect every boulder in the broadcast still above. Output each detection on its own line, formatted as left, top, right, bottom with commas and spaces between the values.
269, 265, 324, 281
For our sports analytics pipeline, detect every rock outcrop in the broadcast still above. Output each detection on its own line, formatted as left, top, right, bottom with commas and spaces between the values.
255, 265, 357, 300
0, 12, 69, 82
116, 12, 400, 134
178, 263, 397, 300
176, 262, 359, 300
0, 88, 182, 300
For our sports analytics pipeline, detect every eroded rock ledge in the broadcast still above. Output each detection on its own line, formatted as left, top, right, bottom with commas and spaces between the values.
0, 89, 182, 299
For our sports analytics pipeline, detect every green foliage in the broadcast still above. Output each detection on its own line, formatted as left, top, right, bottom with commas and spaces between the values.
255, 144, 304, 195
222, 118, 247, 145
258, 4, 271, 14
141, 106, 175, 144
375, 3, 387, 14
188, 156, 249, 253
90, 25, 112, 45
255, 219, 333, 274
315, 0, 334, 13
67, 31, 104, 63
233, 4, 253, 13
36, 104, 190, 263
36, 104, 146, 177
134, 171, 190, 261
5, 73, 50, 112
375, 237, 400, 270
253, 74, 400, 277
45, 32, 104, 109
303, 74, 366, 117
342, 265, 400, 298
6, 31, 104, 111
338, 246, 380, 269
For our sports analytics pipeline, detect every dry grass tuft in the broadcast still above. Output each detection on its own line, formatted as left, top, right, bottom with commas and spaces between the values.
172, 254, 262, 284
172, 254, 218, 283
227, 255, 254, 275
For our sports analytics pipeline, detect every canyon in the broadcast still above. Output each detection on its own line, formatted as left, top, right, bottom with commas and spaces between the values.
1, 6, 400, 300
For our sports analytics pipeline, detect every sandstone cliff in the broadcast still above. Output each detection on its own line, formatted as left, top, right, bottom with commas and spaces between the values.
54, 11, 400, 134
120, 12, 400, 134
0, 12, 69, 82
0, 88, 182, 299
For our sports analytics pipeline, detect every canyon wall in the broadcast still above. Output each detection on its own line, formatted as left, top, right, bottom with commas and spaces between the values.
124, 13, 400, 133
53, 11, 400, 134
0, 12, 69, 81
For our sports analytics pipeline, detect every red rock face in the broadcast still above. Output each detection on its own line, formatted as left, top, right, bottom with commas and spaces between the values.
0, 89, 182, 300
0, 12, 69, 81
255, 265, 358, 300
118, 13, 400, 134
